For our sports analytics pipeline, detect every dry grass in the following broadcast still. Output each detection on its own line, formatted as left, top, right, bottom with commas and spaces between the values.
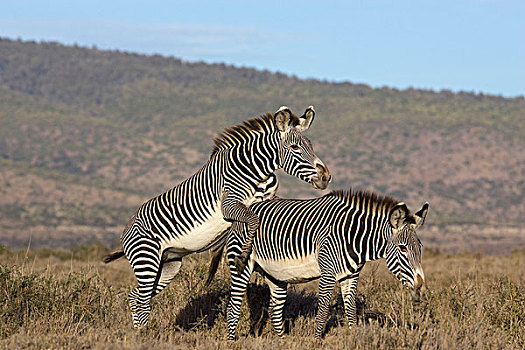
0, 244, 524, 349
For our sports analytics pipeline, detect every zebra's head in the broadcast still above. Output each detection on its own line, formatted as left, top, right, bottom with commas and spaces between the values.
274, 106, 331, 190
385, 202, 429, 300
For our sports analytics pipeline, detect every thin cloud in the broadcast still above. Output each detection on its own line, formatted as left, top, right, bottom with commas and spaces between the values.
0, 19, 303, 58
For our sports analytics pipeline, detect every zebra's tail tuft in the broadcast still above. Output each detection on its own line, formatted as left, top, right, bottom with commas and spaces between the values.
103, 250, 125, 264
205, 243, 225, 287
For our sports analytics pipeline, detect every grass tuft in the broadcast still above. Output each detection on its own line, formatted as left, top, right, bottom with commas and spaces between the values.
0, 245, 523, 349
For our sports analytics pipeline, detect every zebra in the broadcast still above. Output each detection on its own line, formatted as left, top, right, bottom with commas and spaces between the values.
103, 106, 331, 328
210, 189, 428, 339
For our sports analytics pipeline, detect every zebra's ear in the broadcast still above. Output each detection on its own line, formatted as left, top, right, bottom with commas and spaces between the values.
389, 202, 409, 229
274, 106, 293, 132
414, 203, 429, 226
297, 105, 315, 131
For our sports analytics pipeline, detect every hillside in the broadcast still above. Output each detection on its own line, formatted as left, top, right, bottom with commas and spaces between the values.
0, 38, 524, 251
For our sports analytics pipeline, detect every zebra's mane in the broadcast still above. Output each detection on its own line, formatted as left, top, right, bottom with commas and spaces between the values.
211, 113, 275, 155
327, 189, 399, 210
211, 111, 302, 155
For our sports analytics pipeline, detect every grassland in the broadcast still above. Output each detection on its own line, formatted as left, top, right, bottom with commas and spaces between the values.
0, 244, 523, 349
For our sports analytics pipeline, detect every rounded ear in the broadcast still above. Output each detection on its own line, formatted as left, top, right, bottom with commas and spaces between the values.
274, 106, 293, 132
297, 105, 315, 131
414, 202, 429, 226
389, 202, 409, 229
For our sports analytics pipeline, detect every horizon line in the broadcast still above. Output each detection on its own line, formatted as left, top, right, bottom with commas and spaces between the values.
2, 35, 524, 100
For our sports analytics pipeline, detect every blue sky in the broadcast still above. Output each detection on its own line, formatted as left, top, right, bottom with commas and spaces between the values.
1, 0, 524, 97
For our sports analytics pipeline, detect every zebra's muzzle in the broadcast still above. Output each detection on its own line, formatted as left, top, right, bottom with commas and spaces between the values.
414, 273, 425, 290
311, 163, 331, 189
412, 273, 426, 301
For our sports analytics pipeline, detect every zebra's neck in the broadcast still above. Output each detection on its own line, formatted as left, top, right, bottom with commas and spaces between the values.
211, 114, 283, 180
343, 210, 392, 264
330, 190, 397, 264
219, 130, 282, 181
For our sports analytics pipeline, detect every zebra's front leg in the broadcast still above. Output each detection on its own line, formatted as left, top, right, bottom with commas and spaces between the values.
226, 246, 253, 340
221, 194, 260, 272
315, 273, 336, 338
265, 277, 288, 336
340, 273, 360, 327
236, 233, 256, 272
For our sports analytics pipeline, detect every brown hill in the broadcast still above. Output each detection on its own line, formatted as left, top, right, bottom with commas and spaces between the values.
0, 38, 524, 252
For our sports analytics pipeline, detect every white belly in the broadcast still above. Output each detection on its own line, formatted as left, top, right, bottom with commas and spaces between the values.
164, 204, 231, 253
257, 254, 321, 283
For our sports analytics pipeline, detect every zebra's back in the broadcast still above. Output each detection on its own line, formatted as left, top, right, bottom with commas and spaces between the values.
123, 157, 227, 254
249, 195, 342, 257
236, 195, 344, 282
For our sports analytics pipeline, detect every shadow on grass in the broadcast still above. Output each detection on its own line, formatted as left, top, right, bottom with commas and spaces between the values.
247, 284, 386, 337
173, 283, 386, 336
174, 289, 228, 331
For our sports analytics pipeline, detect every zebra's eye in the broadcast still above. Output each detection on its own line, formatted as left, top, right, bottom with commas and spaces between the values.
290, 144, 300, 151
399, 244, 408, 254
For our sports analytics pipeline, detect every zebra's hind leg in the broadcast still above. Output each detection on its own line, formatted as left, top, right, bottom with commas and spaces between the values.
340, 273, 360, 327
126, 238, 162, 328
152, 258, 182, 298
265, 276, 288, 336
128, 287, 150, 328
128, 258, 182, 328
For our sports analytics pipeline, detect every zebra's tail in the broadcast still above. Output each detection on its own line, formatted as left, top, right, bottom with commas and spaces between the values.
103, 213, 136, 264
205, 242, 225, 287
103, 250, 125, 264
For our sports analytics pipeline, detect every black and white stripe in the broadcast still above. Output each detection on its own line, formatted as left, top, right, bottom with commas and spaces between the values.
104, 106, 330, 328
222, 189, 428, 339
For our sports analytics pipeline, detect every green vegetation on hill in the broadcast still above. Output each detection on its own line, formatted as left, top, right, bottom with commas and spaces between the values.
0, 38, 524, 248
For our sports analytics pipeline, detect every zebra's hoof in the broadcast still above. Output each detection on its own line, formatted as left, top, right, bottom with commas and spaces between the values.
234, 256, 246, 272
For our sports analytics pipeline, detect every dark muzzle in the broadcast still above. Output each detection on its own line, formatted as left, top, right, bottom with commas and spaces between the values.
412, 274, 426, 302
312, 163, 331, 190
